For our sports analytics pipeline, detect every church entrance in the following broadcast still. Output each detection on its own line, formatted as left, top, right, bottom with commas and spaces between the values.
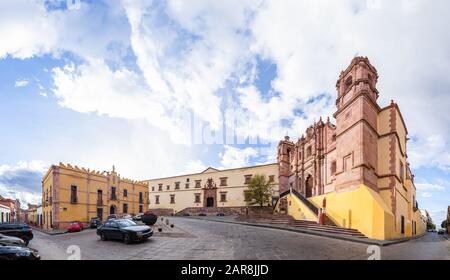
206, 197, 214, 208
305, 175, 313, 198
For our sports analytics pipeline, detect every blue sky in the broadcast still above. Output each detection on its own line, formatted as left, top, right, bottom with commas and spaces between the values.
0, 0, 449, 226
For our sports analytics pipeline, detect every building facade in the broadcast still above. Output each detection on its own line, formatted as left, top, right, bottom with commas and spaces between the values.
0, 204, 11, 223
42, 163, 149, 230
146, 164, 279, 215
277, 57, 424, 240
0, 197, 20, 222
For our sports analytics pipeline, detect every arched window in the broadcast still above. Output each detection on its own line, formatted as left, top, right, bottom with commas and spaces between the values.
344, 76, 353, 92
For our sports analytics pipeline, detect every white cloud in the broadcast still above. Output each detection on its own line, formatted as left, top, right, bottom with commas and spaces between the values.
421, 192, 432, 198
0, 160, 48, 208
183, 160, 207, 174
220, 145, 258, 169
14, 79, 29, 87
416, 182, 446, 192
2, 0, 450, 174
0, 1, 58, 59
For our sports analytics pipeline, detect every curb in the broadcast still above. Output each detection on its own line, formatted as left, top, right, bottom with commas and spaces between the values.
180, 216, 418, 247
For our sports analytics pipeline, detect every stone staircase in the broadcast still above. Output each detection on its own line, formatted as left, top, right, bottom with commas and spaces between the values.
237, 213, 367, 239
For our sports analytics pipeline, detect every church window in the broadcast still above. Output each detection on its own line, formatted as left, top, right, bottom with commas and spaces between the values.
244, 175, 252, 184
220, 192, 227, 202
220, 177, 227, 186
344, 76, 352, 91
195, 180, 201, 188
306, 146, 312, 157
343, 155, 352, 171
399, 161, 404, 183
194, 193, 201, 203
331, 161, 337, 175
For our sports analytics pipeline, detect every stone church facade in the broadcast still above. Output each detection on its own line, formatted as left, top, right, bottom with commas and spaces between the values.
277, 57, 425, 240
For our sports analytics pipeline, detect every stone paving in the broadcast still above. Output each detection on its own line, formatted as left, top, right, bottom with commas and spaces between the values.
28, 217, 450, 260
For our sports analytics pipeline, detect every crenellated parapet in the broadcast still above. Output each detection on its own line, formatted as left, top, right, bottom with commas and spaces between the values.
54, 162, 147, 186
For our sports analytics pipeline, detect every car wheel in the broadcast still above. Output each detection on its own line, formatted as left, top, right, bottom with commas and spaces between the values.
100, 233, 107, 241
123, 234, 131, 244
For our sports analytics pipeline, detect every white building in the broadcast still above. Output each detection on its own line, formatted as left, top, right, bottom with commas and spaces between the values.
0, 204, 11, 223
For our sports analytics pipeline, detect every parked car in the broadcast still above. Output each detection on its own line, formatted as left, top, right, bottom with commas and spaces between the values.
107, 214, 118, 220
0, 223, 33, 246
132, 213, 143, 221
0, 233, 26, 247
89, 218, 101, 229
438, 229, 445, 235
97, 219, 153, 244
67, 221, 83, 233
217, 213, 225, 217
0, 244, 40, 260
182, 213, 190, 216
198, 213, 207, 216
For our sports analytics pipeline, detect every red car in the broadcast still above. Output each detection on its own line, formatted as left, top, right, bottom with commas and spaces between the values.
67, 221, 83, 233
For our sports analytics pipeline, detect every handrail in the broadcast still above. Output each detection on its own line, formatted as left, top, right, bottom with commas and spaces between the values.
290, 188, 319, 215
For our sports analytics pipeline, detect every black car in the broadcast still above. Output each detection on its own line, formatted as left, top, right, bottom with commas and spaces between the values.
90, 218, 101, 229
97, 219, 153, 244
0, 244, 40, 260
0, 223, 33, 246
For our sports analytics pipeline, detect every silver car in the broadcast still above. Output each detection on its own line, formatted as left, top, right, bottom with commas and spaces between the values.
0, 233, 26, 247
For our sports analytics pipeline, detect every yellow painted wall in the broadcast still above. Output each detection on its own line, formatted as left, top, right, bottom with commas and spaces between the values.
309, 185, 397, 240
42, 164, 149, 230
286, 193, 317, 222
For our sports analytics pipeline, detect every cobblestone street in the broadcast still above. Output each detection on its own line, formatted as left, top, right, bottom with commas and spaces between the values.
29, 217, 450, 260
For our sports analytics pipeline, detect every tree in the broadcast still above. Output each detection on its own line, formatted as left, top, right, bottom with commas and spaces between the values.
246, 174, 272, 207
441, 220, 448, 230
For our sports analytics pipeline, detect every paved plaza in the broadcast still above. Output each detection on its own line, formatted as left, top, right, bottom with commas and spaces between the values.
29, 217, 450, 260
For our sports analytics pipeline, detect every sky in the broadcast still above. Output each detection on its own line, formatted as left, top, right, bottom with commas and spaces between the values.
0, 0, 449, 226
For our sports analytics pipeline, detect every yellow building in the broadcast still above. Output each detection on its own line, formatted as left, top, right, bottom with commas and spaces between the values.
42, 163, 149, 230
276, 57, 426, 240
146, 164, 279, 215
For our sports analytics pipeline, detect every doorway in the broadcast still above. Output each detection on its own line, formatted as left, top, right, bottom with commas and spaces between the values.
109, 205, 116, 215
206, 197, 214, 208
305, 175, 313, 198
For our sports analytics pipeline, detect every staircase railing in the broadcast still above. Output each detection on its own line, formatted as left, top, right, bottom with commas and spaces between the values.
290, 188, 319, 216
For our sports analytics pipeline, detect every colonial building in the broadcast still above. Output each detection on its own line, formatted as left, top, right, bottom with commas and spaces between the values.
276, 57, 425, 240
0, 196, 20, 222
42, 163, 149, 230
146, 163, 279, 215
0, 204, 11, 223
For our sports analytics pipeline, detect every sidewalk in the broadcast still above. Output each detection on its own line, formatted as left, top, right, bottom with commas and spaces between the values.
182, 216, 422, 247
31, 226, 66, 235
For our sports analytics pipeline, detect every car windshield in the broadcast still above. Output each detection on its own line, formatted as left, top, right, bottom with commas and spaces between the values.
116, 220, 137, 228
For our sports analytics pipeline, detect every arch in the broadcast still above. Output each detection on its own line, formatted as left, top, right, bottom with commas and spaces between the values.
305, 175, 313, 198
